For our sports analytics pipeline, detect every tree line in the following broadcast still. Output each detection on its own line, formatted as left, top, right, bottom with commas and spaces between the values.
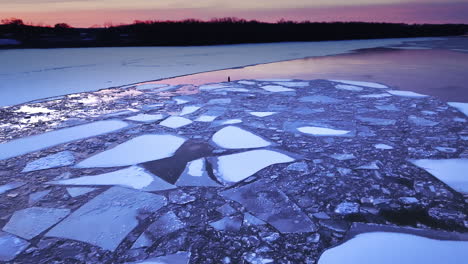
1, 17, 467, 48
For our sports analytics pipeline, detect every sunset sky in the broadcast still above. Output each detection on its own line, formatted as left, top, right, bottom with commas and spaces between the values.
1, 0, 468, 27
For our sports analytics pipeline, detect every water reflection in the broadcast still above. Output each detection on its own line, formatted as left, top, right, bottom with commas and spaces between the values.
150, 48, 468, 102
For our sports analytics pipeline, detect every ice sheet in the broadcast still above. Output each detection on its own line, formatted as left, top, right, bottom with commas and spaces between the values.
0, 120, 128, 160
249, 112, 277, 117
125, 114, 165, 122
331, 80, 388, 89
159, 116, 193, 129
22, 151, 75, 172
387, 90, 428, 97
410, 159, 468, 193
297, 126, 350, 136
212, 126, 271, 149
448, 102, 468, 116
76, 134, 185, 168
318, 232, 468, 264
261, 85, 295, 92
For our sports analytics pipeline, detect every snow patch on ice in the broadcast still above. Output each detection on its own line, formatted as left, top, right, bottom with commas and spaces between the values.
76, 134, 186, 168
219, 119, 242, 125
318, 232, 468, 264
180, 106, 201, 116
249, 112, 277, 117
410, 159, 468, 193
212, 126, 271, 149
14, 106, 55, 114
125, 114, 165, 123
374, 144, 394, 150
0, 120, 128, 160
331, 80, 388, 89
261, 85, 295, 92
159, 116, 193, 129
298, 126, 350, 136
213, 150, 294, 183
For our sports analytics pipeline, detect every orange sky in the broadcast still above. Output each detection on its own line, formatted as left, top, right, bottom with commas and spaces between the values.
1, 1, 468, 27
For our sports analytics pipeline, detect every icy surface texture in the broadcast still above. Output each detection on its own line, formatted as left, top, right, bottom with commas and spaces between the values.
22, 151, 75, 172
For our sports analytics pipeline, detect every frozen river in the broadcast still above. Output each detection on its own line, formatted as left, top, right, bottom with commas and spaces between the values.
0, 37, 444, 106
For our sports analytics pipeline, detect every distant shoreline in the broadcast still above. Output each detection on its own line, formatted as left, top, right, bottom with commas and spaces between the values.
1, 20, 467, 49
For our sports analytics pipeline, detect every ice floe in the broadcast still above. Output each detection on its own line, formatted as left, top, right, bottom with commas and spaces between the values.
218, 119, 242, 125
221, 180, 315, 233
335, 84, 363, 92
0, 120, 128, 160
3, 207, 70, 240
66, 187, 96, 197
261, 85, 295, 92
273, 81, 309, 87
14, 105, 55, 114
212, 149, 294, 183
135, 211, 185, 246
357, 116, 396, 126
0, 182, 26, 195
375, 104, 399, 111
207, 98, 231, 104
53, 166, 175, 191
212, 126, 271, 149
238, 80, 256, 85
318, 232, 468, 264
249, 112, 277, 117
47, 187, 167, 251
257, 78, 293, 82
125, 113, 165, 123
128, 252, 191, 264
297, 126, 350, 136
374, 144, 394, 150
448, 102, 468, 116
22, 151, 75, 172
180, 106, 201, 116
408, 115, 439, 126
410, 159, 468, 193
0, 232, 29, 261
387, 90, 428, 98
210, 216, 243, 232
195, 115, 218, 122
360, 93, 392, 99
330, 80, 388, 89
76, 134, 186, 168
159, 116, 193, 129
28, 190, 51, 205
300, 95, 342, 103
176, 159, 221, 187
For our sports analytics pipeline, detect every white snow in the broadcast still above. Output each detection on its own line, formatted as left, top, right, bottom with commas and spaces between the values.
448, 102, 468, 116
195, 115, 218, 122
0, 120, 128, 160
179, 106, 201, 116
22, 151, 75, 172
335, 84, 363, 92
0, 37, 441, 106
410, 159, 468, 193
219, 119, 243, 125
66, 187, 96, 198
174, 98, 189, 105
238, 81, 256, 85
187, 159, 205, 177
249, 112, 277, 117
331, 80, 388, 89
359, 93, 392, 98
159, 116, 193, 129
214, 150, 295, 182
76, 134, 186, 168
261, 85, 295, 92
212, 126, 271, 149
318, 232, 468, 264
374, 144, 394, 150
49, 166, 155, 190
125, 114, 165, 123
14, 106, 55, 114
273, 81, 309, 87
387, 90, 428, 98
134, 83, 168, 90
297, 126, 350, 136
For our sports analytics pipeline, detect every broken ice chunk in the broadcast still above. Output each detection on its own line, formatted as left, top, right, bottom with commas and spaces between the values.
210, 216, 243, 232
0, 120, 128, 160
261, 85, 295, 92
0, 182, 25, 195
408, 115, 439, 126
219, 119, 242, 125
125, 114, 165, 123
410, 159, 468, 193
176, 158, 221, 187
0, 232, 30, 261
127, 252, 191, 264
448, 102, 468, 117
357, 116, 396, 126
273, 81, 309, 87
257, 78, 293, 82
299, 95, 342, 103
212, 126, 271, 149
28, 190, 51, 205
195, 115, 218, 122
330, 153, 356, 161
238, 80, 256, 85
375, 105, 399, 111
318, 232, 468, 264
360, 93, 392, 98
356, 161, 380, 170
221, 180, 316, 233
335, 84, 363, 92
212, 149, 294, 183
66, 187, 96, 198
50, 166, 175, 191
435, 147, 457, 153
207, 98, 231, 104
3, 207, 70, 240
145, 211, 185, 238
387, 90, 428, 98
180, 106, 201, 116
47, 187, 167, 251
22, 151, 75, 173
249, 112, 277, 117
159, 116, 193, 129
243, 213, 266, 226
76, 134, 186, 168
374, 144, 394, 150
330, 80, 388, 89
297, 126, 350, 136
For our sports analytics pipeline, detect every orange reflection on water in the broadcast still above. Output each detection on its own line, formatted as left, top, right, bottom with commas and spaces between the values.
151, 48, 468, 102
